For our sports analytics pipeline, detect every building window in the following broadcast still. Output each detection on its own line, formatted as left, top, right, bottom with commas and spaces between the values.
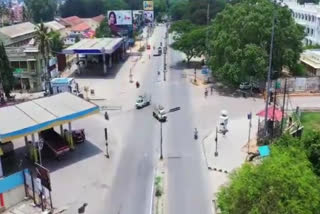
311, 29, 314, 35
307, 28, 310, 34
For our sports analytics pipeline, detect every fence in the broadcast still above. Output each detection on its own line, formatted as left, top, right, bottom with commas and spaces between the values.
272, 77, 320, 93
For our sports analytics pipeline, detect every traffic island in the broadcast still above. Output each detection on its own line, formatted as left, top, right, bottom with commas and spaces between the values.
153, 160, 167, 214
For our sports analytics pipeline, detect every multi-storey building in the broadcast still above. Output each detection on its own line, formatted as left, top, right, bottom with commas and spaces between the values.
284, 0, 320, 45
0, 22, 45, 92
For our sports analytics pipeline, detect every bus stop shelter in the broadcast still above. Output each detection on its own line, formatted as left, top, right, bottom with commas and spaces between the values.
62, 38, 124, 74
0, 92, 99, 176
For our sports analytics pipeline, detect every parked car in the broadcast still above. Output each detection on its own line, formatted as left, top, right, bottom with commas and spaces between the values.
72, 129, 86, 144
239, 82, 259, 91
64, 129, 86, 144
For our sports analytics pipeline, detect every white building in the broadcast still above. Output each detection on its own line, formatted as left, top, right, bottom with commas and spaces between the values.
283, 0, 320, 45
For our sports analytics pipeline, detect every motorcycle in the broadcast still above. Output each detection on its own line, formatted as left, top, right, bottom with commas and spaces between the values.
194, 128, 198, 140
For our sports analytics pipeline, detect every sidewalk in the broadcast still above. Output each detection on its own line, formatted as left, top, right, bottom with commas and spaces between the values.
203, 117, 258, 173
3, 200, 46, 214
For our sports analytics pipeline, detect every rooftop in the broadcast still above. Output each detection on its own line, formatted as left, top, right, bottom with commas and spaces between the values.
300, 49, 320, 69
71, 22, 91, 32
0, 92, 99, 142
92, 15, 105, 23
44, 21, 66, 31
0, 22, 36, 39
61, 16, 83, 27
63, 38, 123, 54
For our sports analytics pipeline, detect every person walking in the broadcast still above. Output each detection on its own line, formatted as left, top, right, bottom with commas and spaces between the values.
204, 88, 208, 98
210, 85, 214, 95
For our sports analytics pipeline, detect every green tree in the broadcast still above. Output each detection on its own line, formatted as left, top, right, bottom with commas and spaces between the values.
60, 0, 105, 18
275, 132, 320, 177
104, 0, 129, 10
124, 0, 142, 10
96, 18, 112, 38
25, 0, 57, 23
0, 42, 14, 98
218, 146, 320, 214
171, 26, 207, 63
208, 0, 305, 86
301, 131, 320, 176
169, 0, 188, 21
154, 0, 167, 21
34, 23, 52, 93
169, 20, 196, 38
49, 31, 64, 54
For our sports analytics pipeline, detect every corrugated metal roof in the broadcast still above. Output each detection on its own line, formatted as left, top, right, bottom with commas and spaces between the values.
62, 16, 83, 27
0, 92, 99, 142
44, 21, 66, 31
71, 22, 91, 32
0, 22, 36, 39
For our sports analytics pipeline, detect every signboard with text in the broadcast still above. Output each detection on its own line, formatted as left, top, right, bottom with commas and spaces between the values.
108, 10, 133, 25
143, 1, 154, 11
144, 11, 154, 22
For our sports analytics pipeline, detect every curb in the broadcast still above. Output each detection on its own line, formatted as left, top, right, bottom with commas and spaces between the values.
149, 167, 156, 214
208, 167, 229, 174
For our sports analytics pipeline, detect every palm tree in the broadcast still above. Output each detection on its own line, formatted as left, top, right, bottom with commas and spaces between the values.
34, 23, 52, 94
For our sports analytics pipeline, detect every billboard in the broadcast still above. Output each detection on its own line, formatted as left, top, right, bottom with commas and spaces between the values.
144, 11, 154, 22
108, 10, 133, 25
143, 1, 154, 11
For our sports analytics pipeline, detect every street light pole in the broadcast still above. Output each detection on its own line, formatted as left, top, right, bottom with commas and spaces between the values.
157, 106, 181, 160
247, 112, 252, 153
160, 122, 163, 160
264, 0, 276, 137
104, 128, 110, 158
214, 126, 218, 157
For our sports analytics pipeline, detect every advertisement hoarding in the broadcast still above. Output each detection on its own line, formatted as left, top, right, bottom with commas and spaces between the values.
144, 11, 154, 22
143, 1, 154, 11
108, 10, 133, 25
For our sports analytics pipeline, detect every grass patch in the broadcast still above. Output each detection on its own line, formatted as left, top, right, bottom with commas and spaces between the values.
155, 176, 162, 197
300, 112, 320, 133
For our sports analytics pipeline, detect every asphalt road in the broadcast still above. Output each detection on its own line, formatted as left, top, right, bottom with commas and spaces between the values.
100, 24, 212, 214
100, 25, 168, 214
164, 34, 212, 214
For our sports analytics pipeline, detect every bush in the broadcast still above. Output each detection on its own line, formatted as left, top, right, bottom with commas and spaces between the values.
155, 176, 162, 197
291, 63, 307, 77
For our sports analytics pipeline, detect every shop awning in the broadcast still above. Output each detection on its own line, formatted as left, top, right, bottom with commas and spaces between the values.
256, 106, 284, 122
